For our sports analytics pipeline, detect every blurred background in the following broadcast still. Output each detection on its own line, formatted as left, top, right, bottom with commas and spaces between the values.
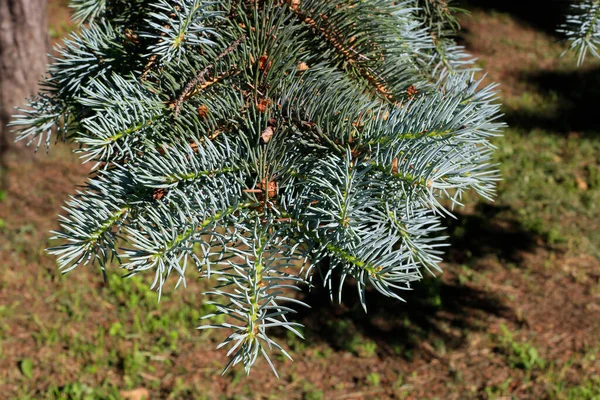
0, 1, 598, 399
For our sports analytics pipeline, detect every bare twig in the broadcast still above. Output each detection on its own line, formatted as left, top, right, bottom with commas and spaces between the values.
173, 35, 246, 116
289, 7, 392, 100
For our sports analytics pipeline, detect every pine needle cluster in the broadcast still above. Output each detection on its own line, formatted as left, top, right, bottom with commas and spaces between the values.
559, 0, 600, 65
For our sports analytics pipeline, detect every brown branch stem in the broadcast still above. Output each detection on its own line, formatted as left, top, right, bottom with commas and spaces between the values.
289, 7, 393, 100
173, 35, 246, 116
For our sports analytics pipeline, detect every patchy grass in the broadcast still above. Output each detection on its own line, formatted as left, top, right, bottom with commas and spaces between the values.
495, 324, 546, 372
495, 129, 600, 255
0, 1, 598, 399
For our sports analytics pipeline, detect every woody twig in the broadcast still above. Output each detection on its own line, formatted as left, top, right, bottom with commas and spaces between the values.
173, 35, 246, 117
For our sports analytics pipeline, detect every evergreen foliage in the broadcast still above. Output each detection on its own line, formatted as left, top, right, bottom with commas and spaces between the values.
11, 0, 504, 374
559, 0, 600, 65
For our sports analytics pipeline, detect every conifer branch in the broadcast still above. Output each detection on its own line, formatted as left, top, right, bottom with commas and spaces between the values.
288, 4, 394, 100
173, 35, 247, 116
559, 0, 600, 65
12, 0, 504, 375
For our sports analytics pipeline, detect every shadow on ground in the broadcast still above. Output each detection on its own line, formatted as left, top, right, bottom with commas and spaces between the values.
283, 203, 540, 358
292, 276, 511, 359
459, 0, 570, 37
504, 67, 600, 135
444, 203, 539, 265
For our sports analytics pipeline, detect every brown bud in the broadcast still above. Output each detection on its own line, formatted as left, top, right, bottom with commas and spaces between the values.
261, 126, 274, 143
260, 178, 278, 198
124, 28, 140, 45
407, 85, 418, 98
197, 104, 209, 118
258, 54, 272, 71
256, 99, 271, 113
153, 188, 167, 200
297, 61, 309, 72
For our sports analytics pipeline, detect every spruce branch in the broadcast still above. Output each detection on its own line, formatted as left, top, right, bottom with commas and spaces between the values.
12, 0, 504, 375
288, 1, 396, 100
559, 0, 600, 65
70, 0, 108, 24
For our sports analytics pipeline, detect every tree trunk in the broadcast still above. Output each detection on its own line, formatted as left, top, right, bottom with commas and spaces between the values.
0, 0, 48, 167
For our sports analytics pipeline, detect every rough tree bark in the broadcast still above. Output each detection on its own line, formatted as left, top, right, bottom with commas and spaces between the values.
0, 0, 48, 167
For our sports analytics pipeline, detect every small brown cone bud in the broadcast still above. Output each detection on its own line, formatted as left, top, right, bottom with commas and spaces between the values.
260, 178, 278, 198
153, 188, 167, 200
407, 85, 418, 98
297, 61, 309, 72
256, 99, 271, 112
258, 54, 272, 71
124, 29, 140, 45
268, 181, 277, 198
261, 126, 274, 143
258, 179, 278, 197
197, 104, 209, 118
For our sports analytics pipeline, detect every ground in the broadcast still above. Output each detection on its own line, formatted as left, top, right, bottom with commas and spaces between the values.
0, 1, 599, 399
